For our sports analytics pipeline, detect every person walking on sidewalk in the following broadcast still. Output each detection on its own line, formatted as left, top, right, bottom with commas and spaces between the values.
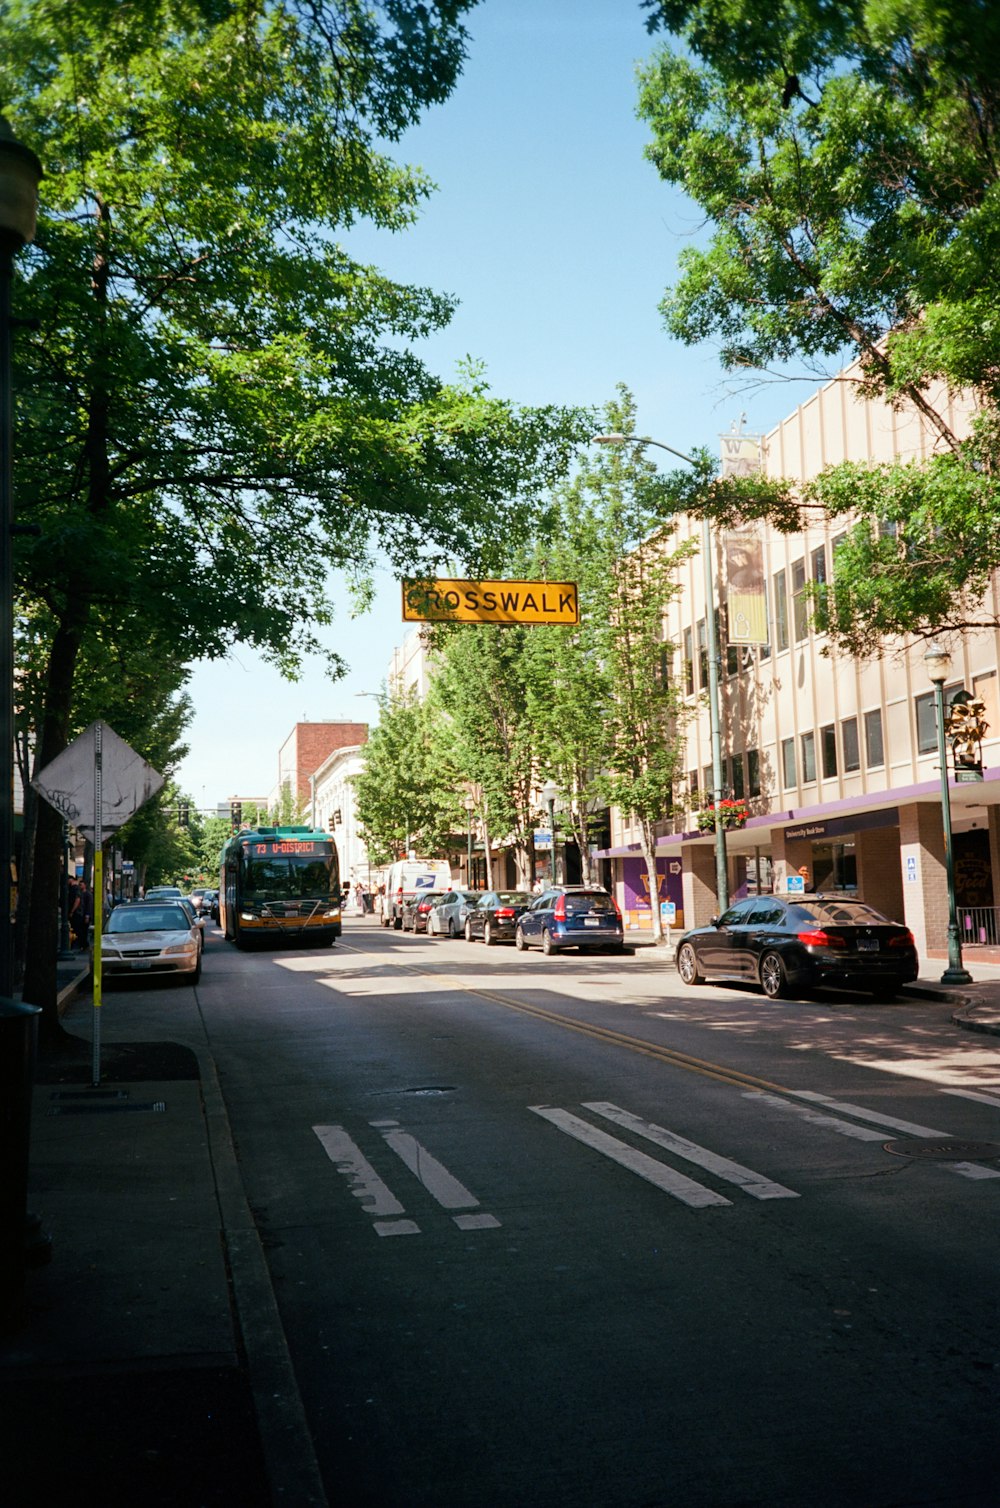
71, 879, 92, 949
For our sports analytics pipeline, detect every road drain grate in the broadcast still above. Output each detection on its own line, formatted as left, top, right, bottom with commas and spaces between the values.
883, 1139, 1000, 1160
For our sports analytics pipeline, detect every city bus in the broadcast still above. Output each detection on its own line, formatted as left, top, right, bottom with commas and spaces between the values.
220, 826, 342, 948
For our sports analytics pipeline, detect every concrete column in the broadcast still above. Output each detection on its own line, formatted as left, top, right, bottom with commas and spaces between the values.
770, 829, 813, 892
855, 826, 905, 922
682, 844, 718, 929
989, 804, 1000, 910
897, 801, 947, 957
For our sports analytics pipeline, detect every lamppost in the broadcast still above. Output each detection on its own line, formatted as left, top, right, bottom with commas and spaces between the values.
0, 116, 42, 1331
592, 433, 729, 912
463, 792, 475, 885
924, 643, 972, 985
541, 778, 558, 883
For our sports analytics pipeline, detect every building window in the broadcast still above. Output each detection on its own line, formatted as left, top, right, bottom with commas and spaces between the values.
842, 717, 860, 772
821, 723, 837, 779
864, 708, 884, 768
683, 627, 694, 696
792, 559, 809, 641
702, 764, 713, 797
801, 730, 816, 782
731, 753, 745, 798
915, 682, 963, 754
773, 569, 788, 651
688, 769, 699, 797
811, 544, 827, 584
781, 737, 796, 788
747, 748, 761, 797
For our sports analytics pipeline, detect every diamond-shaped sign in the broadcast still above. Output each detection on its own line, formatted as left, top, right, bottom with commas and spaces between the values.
32, 721, 164, 839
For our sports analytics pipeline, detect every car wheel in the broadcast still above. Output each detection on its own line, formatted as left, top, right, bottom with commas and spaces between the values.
676, 942, 704, 985
190, 957, 202, 985
759, 951, 788, 1000
465, 918, 474, 942
541, 928, 555, 956
484, 920, 494, 947
515, 925, 527, 952
447, 919, 455, 938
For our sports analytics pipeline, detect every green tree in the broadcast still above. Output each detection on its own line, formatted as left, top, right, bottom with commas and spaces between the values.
353, 685, 459, 864
637, 0, 1000, 651
543, 389, 695, 941
431, 624, 539, 888
5, 0, 587, 1025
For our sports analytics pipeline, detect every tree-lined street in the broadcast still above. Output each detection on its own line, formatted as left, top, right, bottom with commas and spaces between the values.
197, 921, 999, 1505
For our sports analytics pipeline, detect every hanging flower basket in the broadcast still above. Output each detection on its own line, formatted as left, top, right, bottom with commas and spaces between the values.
696, 799, 748, 832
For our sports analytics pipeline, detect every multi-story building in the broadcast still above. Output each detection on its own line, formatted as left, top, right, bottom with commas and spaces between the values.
272, 721, 368, 813
603, 364, 997, 958
307, 742, 371, 894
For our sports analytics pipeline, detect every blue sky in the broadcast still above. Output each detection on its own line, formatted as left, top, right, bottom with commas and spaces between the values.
176, 0, 818, 808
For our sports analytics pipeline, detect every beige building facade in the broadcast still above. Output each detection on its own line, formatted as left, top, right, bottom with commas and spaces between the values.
605, 365, 1000, 959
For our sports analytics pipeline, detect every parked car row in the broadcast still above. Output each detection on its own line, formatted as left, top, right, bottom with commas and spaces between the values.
396, 885, 628, 955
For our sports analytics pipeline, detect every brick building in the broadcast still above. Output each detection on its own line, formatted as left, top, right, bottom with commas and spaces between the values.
272, 721, 368, 812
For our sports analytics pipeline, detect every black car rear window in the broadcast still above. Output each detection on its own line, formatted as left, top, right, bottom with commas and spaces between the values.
794, 902, 888, 925
496, 892, 530, 904
564, 892, 614, 915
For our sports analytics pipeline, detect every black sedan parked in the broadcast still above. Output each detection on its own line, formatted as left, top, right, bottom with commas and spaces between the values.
401, 890, 449, 933
675, 894, 919, 1000
464, 890, 532, 945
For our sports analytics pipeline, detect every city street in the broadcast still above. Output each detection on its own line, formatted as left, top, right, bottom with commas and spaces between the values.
199, 917, 999, 1506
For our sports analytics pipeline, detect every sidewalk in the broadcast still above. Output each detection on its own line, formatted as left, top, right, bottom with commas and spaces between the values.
3, 947, 999, 1508
0, 960, 326, 1508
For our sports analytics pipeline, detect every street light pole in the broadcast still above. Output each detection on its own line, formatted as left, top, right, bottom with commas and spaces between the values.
924, 644, 972, 985
541, 779, 558, 884
463, 792, 475, 886
592, 433, 729, 912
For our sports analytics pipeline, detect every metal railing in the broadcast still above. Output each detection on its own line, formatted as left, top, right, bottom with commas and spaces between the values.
957, 907, 1000, 947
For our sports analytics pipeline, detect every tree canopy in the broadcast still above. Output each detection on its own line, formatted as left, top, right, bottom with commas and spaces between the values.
6, 0, 588, 1020
637, 0, 1000, 654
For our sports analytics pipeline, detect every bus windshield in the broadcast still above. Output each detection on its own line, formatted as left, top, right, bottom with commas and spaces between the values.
240, 853, 337, 902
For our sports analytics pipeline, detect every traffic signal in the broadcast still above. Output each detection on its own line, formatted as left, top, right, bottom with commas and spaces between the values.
178, 803, 189, 826
230, 801, 242, 826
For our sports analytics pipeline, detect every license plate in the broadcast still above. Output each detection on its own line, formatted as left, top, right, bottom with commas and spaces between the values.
131, 959, 153, 970
857, 938, 879, 952
583, 918, 600, 927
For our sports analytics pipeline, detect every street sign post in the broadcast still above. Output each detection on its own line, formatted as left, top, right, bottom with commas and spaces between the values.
33, 722, 164, 1083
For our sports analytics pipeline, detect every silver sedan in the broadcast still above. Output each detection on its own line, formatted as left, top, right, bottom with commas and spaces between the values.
426, 889, 480, 939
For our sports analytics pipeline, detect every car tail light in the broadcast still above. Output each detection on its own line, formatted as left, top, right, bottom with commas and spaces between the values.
418, 901, 432, 912
553, 895, 566, 920
889, 930, 916, 948
797, 929, 846, 949
611, 896, 622, 920
495, 907, 516, 918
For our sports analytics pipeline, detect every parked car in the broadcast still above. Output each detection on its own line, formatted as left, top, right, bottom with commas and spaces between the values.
130, 896, 205, 951
426, 890, 480, 938
674, 894, 919, 1000
465, 890, 532, 946
189, 887, 213, 915
515, 885, 624, 955
144, 886, 183, 902
401, 889, 450, 933
96, 902, 202, 985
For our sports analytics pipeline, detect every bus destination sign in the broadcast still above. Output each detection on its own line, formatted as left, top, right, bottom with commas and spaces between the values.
248, 841, 325, 856
402, 578, 579, 626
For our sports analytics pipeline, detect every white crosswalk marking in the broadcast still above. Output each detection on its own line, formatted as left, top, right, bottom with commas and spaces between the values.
374, 1123, 483, 1211
744, 1092, 887, 1141
790, 1091, 949, 1137
530, 1105, 732, 1208
583, 1102, 799, 1200
313, 1124, 417, 1231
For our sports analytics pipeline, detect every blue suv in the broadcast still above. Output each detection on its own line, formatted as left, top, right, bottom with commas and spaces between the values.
515, 886, 625, 955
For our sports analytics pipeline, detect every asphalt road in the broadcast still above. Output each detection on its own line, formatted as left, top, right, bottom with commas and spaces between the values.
199, 919, 1000, 1507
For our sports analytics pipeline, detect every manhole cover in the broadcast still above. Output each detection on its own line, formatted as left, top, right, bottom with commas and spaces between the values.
402, 1085, 456, 1096
883, 1139, 1000, 1160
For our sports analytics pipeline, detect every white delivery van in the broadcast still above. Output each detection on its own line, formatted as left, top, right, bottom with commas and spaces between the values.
383, 859, 453, 929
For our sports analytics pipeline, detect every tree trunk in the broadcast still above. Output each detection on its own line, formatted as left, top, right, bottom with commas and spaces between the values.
22, 612, 86, 1038
639, 821, 663, 944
